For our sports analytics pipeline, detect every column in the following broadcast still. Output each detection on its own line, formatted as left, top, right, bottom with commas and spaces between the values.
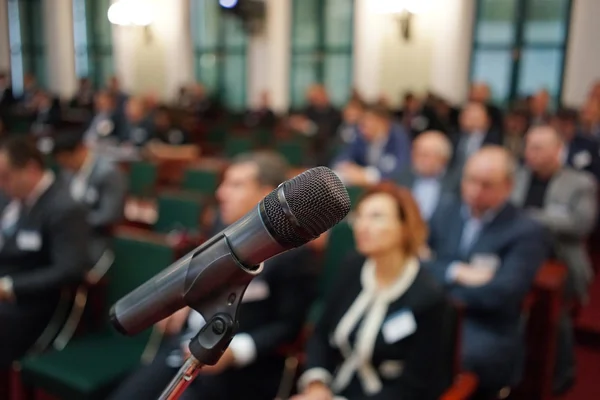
0, 0, 9, 72
42, 0, 77, 98
265, 0, 291, 113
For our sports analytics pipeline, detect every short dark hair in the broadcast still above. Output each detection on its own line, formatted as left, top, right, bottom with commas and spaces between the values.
364, 103, 391, 121
51, 130, 85, 156
554, 107, 579, 123
0, 136, 45, 169
231, 151, 290, 188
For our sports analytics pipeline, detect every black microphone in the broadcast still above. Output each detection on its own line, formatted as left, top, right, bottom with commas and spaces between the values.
110, 166, 351, 336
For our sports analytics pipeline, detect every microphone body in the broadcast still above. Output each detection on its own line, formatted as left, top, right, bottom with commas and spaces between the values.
110, 167, 351, 336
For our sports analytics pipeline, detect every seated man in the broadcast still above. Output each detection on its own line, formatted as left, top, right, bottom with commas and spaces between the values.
395, 130, 460, 221
0, 137, 89, 367
425, 146, 548, 396
52, 132, 127, 275
333, 103, 411, 186
109, 152, 318, 400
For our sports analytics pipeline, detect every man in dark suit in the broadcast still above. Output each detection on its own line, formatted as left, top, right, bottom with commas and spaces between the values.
0, 72, 15, 111
468, 82, 504, 132
426, 146, 548, 397
83, 91, 121, 145
52, 133, 127, 275
451, 102, 502, 169
30, 91, 62, 136
394, 130, 460, 221
109, 151, 318, 400
0, 137, 89, 367
552, 108, 600, 182
332, 104, 411, 186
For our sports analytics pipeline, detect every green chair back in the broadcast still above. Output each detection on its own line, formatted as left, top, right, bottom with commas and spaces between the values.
182, 168, 219, 195
19, 235, 175, 399
252, 129, 271, 147
153, 193, 204, 234
308, 221, 355, 323
128, 161, 157, 197
224, 137, 253, 158
207, 126, 227, 146
346, 186, 364, 209
277, 141, 306, 166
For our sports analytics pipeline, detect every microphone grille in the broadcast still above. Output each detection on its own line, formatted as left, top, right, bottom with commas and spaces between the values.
263, 166, 351, 247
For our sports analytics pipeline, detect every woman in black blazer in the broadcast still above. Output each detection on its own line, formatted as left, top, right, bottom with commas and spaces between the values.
293, 183, 450, 400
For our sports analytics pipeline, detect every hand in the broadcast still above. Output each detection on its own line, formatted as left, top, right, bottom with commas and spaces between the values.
290, 382, 334, 400
155, 308, 190, 336
335, 163, 369, 186
197, 347, 235, 375
454, 263, 496, 287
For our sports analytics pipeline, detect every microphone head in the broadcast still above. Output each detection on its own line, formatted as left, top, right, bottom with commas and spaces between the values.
262, 166, 351, 247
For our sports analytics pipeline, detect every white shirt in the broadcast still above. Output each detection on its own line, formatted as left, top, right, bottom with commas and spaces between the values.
70, 153, 95, 202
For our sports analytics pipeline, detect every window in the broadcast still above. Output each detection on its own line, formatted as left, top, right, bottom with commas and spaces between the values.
191, 0, 248, 112
471, 0, 572, 107
290, 0, 354, 109
7, 0, 46, 95
72, 0, 114, 89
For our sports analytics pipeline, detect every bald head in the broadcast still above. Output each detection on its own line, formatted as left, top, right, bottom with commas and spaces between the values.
462, 146, 515, 216
412, 131, 452, 177
524, 125, 564, 176
469, 82, 491, 103
460, 101, 490, 133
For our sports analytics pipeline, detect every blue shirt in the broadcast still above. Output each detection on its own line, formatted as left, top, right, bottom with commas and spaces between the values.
412, 177, 442, 221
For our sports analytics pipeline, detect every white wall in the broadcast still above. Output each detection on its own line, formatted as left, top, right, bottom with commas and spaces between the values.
0, 0, 9, 72
42, 0, 77, 99
562, 0, 600, 107
112, 0, 192, 100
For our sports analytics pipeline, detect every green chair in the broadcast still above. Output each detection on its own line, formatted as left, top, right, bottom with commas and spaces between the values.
252, 129, 272, 147
19, 234, 175, 400
182, 168, 219, 195
277, 141, 306, 166
224, 137, 253, 158
308, 221, 355, 324
207, 126, 227, 146
128, 161, 157, 198
153, 192, 204, 234
346, 186, 365, 209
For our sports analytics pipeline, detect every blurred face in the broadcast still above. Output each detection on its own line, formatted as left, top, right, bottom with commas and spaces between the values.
353, 193, 404, 257
95, 93, 113, 112
126, 100, 144, 122
0, 152, 35, 199
154, 111, 170, 129
343, 102, 363, 124
551, 117, 577, 140
505, 113, 527, 135
460, 103, 489, 133
532, 90, 550, 113
524, 129, 563, 173
360, 112, 386, 141
461, 154, 512, 215
469, 84, 490, 103
412, 135, 448, 176
581, 99, 600, 123
216, 163, 270, 225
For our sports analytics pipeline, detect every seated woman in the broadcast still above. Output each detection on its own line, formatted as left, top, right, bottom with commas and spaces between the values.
293, 183, 451, 400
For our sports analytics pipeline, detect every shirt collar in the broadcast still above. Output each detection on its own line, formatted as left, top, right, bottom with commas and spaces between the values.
461, 203, 503, 224
26, 171, 55, 208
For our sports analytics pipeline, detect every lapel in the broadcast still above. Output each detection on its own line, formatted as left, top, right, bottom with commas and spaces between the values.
542, 169, 565, 208
512, 168, 532, 206
447, 203, 465, 256
466, 204, 511, 260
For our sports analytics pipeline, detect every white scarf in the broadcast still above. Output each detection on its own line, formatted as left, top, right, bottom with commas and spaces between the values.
331, 257, 420, 395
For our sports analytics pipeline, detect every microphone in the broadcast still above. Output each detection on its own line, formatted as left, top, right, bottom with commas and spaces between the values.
110, 166, 351, 336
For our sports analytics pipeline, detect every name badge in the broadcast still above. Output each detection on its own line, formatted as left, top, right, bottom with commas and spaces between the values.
17, 231, 42, 251
242, 279, 270, 303
382, 309, 416, 344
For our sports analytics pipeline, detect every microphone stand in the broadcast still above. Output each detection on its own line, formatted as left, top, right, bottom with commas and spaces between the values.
158, 312, 237, 400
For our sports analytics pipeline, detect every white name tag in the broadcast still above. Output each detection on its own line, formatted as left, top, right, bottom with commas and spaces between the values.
17, 231, 42, 251
242, 280, 270, 303
382, 309, 417, 344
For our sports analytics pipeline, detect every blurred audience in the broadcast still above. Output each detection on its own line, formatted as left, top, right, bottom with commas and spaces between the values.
333, 103, 410, 186
468, 82, 504, 132
426, 146, 548, 397
395, 131, 460, 221
0, 137, 89, 368
295, 184, 449, 400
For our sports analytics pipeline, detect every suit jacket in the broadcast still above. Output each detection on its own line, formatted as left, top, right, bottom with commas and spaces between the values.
302, 254, 450, 400
394, 168, 461, 220
511, 166, 598, 300
450, 128, 503, 168
426, 198, 547, 389
333, 123, 411, 181
0, 177, 89, 303
61, 155, 127, 263
566, 135, 600, 182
